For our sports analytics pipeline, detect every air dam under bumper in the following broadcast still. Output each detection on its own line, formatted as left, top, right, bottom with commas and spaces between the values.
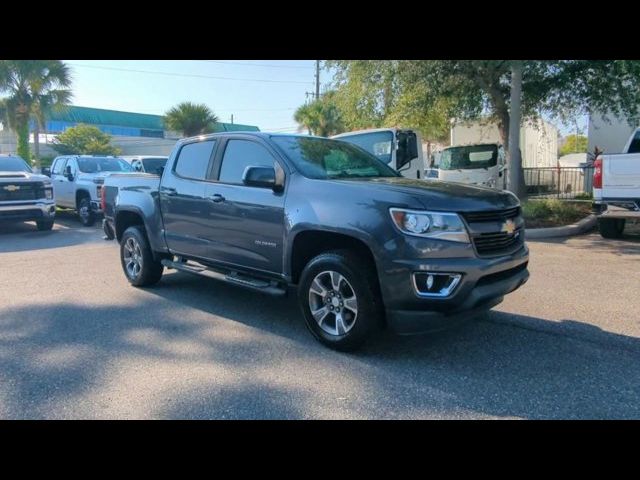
385, 251, 529, 335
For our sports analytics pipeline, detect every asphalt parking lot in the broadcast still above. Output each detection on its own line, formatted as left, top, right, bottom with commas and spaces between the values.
0, 213, 639, 419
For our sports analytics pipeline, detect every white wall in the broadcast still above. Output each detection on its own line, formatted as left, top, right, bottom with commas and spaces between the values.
588, 113, 637, 155
450, 118, 558, 168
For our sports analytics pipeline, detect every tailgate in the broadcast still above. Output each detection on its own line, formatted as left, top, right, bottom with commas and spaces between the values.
602, 153, 640, 198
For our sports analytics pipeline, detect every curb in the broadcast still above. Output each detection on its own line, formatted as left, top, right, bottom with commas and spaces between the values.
526, 214, 597, 239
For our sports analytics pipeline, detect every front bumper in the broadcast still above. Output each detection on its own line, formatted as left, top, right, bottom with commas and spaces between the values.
0, 201, 56, 222
379, 242, 529, 335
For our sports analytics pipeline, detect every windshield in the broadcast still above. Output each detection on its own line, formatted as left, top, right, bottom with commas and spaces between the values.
439, 144, 498, 170
77, 157, 134, 173
272, 136, 400, 180
0, 156, 32, 173
141, 157, 167, 175
335, 131, 394, 164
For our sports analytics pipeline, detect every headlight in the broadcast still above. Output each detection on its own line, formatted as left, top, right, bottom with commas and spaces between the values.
389, 208, 470, 243
44, 188, 53, 200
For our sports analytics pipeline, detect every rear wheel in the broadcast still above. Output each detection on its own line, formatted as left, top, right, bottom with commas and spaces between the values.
120, 226, 164, 286
78, 196, 95, 227
298, 250, 383, 352
598, 218, 625, 239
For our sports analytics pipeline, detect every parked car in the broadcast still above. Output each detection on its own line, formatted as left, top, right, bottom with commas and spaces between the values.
593, 128, 640, 238
103, 133, 529, 351
48, 155, 134, 226
0, 155, 56, 231
120, 156, 168, 175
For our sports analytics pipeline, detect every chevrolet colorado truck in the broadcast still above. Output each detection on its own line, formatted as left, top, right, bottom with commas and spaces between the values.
0, 155, 56, 230
103, 133, 529, 351
593, 128, 640, 238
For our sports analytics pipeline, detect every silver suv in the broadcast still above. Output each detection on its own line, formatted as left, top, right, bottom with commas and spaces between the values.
50, 155, 134, 226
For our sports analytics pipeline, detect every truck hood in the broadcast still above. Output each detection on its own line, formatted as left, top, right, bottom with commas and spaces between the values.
335, 176, 519, 211
0, 171, 51, 183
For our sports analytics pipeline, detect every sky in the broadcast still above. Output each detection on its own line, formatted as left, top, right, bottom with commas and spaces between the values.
62, 60, 586, 137
62, 60, 319, 133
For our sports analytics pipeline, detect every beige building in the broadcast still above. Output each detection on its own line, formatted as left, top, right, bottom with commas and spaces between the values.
450, 118, 559, 168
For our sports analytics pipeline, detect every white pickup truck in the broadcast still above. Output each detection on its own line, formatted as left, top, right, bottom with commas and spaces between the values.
593, 128, 640, 238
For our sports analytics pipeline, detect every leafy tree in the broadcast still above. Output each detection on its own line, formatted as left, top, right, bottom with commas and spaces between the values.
163, 102, 218, 137
51, 124, 120, 155
329, 60, 640, 198
559, 134, 588, 156
0, 60, 72, 166
294, 93, 345, 137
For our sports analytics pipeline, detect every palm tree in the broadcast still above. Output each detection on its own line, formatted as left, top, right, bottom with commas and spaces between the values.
294, 97, 344, 137
0, 60, 72, 167
163, 102, 218, 137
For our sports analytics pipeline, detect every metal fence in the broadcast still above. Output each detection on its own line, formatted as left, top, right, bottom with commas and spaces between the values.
523, 166, 594, 199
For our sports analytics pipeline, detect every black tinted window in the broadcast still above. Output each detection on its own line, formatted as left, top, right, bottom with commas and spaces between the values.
0, 156, 31, 172
219, 140, 275, 184
628, 131, 640, 153
174, 141, 216, 180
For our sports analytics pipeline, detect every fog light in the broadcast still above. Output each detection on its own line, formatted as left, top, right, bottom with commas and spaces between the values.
413, 272, 462, 298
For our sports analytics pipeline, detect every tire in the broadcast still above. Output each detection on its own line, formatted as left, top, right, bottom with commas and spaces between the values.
36, 219, 54, 231
298, 250, 383, 352
78, 196, 95, 227
598, 218, 625, 239
120, 226, 164, 286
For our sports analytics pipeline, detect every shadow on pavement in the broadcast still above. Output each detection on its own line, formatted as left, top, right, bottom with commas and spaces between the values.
1, 271, 638, 419
0, 210, 103, 253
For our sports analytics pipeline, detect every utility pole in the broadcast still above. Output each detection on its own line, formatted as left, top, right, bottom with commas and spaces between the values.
315, 60, 320, 100
230, 114, 234, 125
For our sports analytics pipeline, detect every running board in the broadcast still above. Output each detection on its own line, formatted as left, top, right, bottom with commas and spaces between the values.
161, 259, 287, 297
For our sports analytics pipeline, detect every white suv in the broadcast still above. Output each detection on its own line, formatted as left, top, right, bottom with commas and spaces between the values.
49, 155, 134, 226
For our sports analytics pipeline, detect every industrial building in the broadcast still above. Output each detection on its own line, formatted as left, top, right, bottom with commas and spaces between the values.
0, 105, 260, 157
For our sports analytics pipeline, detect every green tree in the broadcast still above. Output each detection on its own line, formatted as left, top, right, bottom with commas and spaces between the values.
0, 60, 72, 166
559, 134, 588, 156
329, 60, 640, 198
163, 102, 218, 137
294, 93, 345, 137
51, 124, 120, 155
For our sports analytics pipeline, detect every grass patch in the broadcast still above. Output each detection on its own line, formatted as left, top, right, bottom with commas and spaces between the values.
522, 199, 592, 228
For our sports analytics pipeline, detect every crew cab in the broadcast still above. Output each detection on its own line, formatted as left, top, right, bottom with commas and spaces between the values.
593, 128, 640, 238
103, 132, 529, 351
0, 155, 56, 231
48, 155, 134, 226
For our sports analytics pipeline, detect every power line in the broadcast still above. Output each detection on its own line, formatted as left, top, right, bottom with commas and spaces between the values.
68, 63, 314, 85
199, 60, 313, 70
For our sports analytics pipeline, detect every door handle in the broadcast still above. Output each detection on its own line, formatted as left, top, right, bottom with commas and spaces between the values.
161, 187, 177, 196
207, 193, 225, 203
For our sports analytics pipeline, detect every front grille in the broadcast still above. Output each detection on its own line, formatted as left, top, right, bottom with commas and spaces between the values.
473, 229, 524, 255
477, 262, 528, 287
462, 206, 520, 223
0, 182, 44, 202
463, 207, 524, 257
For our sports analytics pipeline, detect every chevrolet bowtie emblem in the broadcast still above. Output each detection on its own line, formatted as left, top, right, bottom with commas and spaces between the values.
501, 219, 516, 235
3, 185, 20, 192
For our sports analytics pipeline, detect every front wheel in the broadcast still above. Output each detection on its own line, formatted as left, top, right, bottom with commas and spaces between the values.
36, 219, 54, 231
298, 250, 383, 352
120, 226, 164, 286
78, 197, 95, 227
598, 218, 625, 239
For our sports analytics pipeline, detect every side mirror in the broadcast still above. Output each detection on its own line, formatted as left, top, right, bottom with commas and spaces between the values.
396, 132, 419, 170
243, 166, 281, 190
64, 165, 74, 181
42, 167, 51, 177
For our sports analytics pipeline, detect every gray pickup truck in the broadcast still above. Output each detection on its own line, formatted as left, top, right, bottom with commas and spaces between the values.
0, 155, 56, 230
103, 133, 529, 351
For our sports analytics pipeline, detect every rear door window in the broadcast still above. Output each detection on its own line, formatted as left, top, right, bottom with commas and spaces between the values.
627, 131, 640, 153
174, 140, 217, 180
